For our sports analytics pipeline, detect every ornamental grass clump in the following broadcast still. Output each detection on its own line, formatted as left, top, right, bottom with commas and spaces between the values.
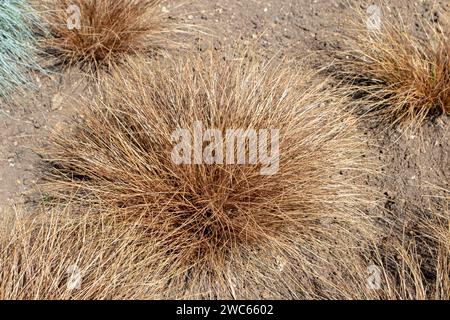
36, 0, 187, 72
335, 3, 449, 129
0, 0, 42, 97
39, 52, 378, 299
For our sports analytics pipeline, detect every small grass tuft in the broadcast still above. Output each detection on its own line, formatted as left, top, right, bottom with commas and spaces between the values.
35, 0, 187, 72
334, 3, 450, 130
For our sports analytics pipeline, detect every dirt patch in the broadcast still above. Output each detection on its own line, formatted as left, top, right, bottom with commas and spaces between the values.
0, 70, 85, 213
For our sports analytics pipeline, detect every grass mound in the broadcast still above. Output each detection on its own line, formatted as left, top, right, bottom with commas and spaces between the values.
335, 3, 449, 129
38, 52, 378, 299
36, 0, 186, 72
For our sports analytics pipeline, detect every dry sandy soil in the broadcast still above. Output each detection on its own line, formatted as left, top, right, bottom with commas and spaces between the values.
0, 0, 448, 242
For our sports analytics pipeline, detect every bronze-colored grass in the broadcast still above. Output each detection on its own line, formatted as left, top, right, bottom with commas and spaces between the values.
0, 201, 373, 300
334, 3, 450, 129
33, 52, 380, 299
35, 0, 186, 72
1, 189, 446, 299
0, 204, 195, 300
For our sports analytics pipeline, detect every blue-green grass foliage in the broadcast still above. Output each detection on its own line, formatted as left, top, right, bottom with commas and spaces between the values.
0, 0, 42, 97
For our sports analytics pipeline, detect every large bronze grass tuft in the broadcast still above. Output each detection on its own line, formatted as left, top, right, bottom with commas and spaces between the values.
25, 53, 378, 298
